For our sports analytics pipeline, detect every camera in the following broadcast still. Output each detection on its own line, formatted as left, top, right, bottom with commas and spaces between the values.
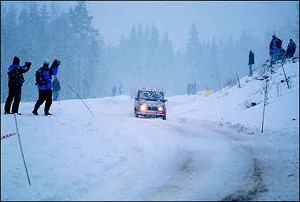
25, 62, 32, 67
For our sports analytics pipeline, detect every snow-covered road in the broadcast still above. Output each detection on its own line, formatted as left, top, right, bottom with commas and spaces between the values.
1, 61, 299, 200
1, 96, 263, 200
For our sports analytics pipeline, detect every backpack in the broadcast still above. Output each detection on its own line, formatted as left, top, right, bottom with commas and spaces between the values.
275, 38, 282, 49
8, 68, 25, 86
35, 68, 46, 85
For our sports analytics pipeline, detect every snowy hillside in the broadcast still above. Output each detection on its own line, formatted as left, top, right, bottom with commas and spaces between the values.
1, 60, 299, 200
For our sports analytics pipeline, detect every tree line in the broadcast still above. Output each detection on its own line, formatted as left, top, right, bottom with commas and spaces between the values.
1, 1, 298, 102
1, 1, 103, 102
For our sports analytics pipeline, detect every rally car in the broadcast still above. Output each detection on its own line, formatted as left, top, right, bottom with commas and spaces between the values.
134, 88, 167, 120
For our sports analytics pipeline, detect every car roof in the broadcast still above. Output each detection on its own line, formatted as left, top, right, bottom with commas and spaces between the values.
138, 87, 164, 93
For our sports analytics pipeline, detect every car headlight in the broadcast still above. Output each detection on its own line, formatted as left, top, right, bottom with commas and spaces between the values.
158, 106, 164, 112
139, 104, 147, 111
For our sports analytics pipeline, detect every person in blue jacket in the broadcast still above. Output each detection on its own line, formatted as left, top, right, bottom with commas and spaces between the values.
52, 75, 61, 101
32, 59, 60, 116
4, 56, 31, 115
269, 35, 282, 64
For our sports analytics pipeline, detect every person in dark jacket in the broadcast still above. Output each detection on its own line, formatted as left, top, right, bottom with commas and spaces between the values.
248, 50, 255, 76
286, 39, 297, 59
4, 56, 31, 114
52, 76, 61, 101
32, 59, 60, 116
269, 35, 282, 64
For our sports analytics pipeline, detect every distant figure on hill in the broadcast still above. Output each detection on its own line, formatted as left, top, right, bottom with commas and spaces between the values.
119, 83, 123, 95
186, 82, 191, 95
112, 85, 117, 97
269, 35, 282, 64
248, 50, 255, 76
286, 39, 296, 59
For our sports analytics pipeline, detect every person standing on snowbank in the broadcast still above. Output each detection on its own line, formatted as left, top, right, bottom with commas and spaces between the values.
269, 35, 282, 64
286, 39, 297, 59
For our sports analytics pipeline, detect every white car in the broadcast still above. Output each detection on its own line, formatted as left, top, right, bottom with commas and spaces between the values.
134, 88, 167, 120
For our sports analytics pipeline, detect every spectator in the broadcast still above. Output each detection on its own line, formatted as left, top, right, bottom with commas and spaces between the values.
4, 56, 31, 115
269, 35, 282, 64
119, 83, 123, 95
111, 85, 117, 97
248, 50, 255, 76
286, 39, 297, 59
32, 59, 60, 116
52, 76, 61, 101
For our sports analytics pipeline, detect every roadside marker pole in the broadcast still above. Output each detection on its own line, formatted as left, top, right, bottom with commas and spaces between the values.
281, 62, 291, 90
261, 78, 268, 133
67, 83, 95, 117
236, 73, 241, 88
14, 114, 31, 186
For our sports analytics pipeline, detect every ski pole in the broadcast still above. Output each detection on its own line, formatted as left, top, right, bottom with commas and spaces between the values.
14, 114, 31, 186
67, 83, 95, 117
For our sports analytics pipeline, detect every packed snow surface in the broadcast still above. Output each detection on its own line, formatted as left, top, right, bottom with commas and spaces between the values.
1, 61, 299, 200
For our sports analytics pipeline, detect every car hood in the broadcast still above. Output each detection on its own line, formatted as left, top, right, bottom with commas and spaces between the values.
138, 100, 165, 106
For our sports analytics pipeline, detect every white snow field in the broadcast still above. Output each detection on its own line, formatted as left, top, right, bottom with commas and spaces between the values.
1, 60, 299, 201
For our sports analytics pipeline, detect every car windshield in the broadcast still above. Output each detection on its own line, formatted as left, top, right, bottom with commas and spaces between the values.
138, 90, 164, 101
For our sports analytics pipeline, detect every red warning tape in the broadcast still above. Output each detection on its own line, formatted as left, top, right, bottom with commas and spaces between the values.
1, 132, 19, 140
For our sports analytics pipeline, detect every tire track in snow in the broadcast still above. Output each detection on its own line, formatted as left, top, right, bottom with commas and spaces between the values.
222, 158, 268, 201
208, 128, 268, 201
143, 119, 255, 200
167, 98, 269, 200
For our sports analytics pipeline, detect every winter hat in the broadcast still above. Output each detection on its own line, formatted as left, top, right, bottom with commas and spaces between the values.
13, 56, 20, 65
43, 59, 49, 66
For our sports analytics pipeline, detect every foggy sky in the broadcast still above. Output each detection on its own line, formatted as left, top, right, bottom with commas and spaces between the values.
84, 1, 298, 51
4, 1, 298, 50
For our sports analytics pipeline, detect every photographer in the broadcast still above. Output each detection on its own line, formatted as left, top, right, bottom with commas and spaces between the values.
4, 56, 31, 115
32, 59, 61, 116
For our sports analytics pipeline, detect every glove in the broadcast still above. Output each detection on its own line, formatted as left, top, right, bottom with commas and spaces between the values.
24, 62, 32, 68
53, 59, 60, 66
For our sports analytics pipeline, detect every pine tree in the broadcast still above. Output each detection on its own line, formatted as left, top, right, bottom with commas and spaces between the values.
68, 1, 99, 97
186, 23, 201, 82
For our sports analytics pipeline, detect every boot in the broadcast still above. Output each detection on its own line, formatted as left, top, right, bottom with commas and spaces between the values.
32, 110, 38, 115
45, 112, 52, 116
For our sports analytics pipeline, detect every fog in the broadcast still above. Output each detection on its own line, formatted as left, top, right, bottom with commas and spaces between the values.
1, 1, 299, 102
85, 1, 297, 51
